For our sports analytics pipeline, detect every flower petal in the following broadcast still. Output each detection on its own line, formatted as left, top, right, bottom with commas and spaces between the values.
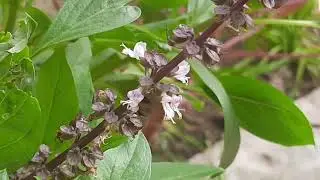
133, 42, 147, 58
121, 43, 139, 59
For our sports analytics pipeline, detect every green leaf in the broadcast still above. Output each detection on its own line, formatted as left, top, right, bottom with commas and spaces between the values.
35, 49, 79, 151
0, 169, 9, 180
78, 132, 151, 180
35, 0, 141, 53
142, 0, 187, 10
0, 32, 12, 61
92, 24, 165, 52
4, 0, 20, 33
66, 37, 94, 116
140, 0, 187, 23
8, 14, 37, 53
94, 72, 139, 98
26, 7, 51, 45
190, 60, 240, 168
218, 75, 315, 145
102, 133, 128, 151
151, 162, 224, 180
90, 49, 127, 81
187, 0, 214, 25
0, 1, 10, 30
0, 88, 43, 171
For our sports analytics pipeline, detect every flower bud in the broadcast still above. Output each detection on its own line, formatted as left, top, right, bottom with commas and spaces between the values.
66, 147, 82, 166
129, 116, 143, 128
169, 24, 195, 47
76, 118, 91, 133
141, 51, 167, 70
120, 121, 140, 137
91, 146, 104, 160
15, 165, 36, 179
59, 164, 75, 178
96, 89, 117, 104
139, 76, 154, 87
35, 166, 50, 180
104, 111, 118, 123
230, 10, 254, 29
260, 0, 275, 9
92, 102, 108, 112
214, 5, 230, 15
82, 150, 97, 168
31, 144, 50, 164
203, 47, 221, 65
185, 41, 200, 56
156, 84, 180, 95
58, 125, 77, 141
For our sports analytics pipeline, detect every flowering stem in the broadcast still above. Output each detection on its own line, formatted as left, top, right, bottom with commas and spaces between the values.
24, 0, 250, 178
153, 0, 249, 82
46, 106, 127, 172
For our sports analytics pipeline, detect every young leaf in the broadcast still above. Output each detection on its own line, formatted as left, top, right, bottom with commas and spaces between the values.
0, 88, 43, 171
66, 37, 94, 116
77, 132, 151, 180
0, 169, 9, 180
218, 75, 315, 146
190, 59, 240, 168
151, 162, 224, 180
35, 0, 141, 53
35, 49, 79, 151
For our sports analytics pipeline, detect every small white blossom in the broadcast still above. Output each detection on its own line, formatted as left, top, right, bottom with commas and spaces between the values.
121, 42, 147, 60
172, 61, 190, 84
161, 92, 183, 123
121, 88, 144, 112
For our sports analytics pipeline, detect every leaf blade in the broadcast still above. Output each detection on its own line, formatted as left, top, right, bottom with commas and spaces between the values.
218, 75, 315, 146
35, 49, 79, 151
0, 88, 43, 171
77, 132, 151, 180
190, 59, 240, 168
66, 37, 94, 116
151, 162, 223, 180
35, 0, 141, 53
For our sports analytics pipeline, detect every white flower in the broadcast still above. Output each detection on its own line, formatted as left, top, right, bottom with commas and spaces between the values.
121, 42, 147, 60
121, 88, 144, 112
161, 92, 183, 123
172, 61, 190, 84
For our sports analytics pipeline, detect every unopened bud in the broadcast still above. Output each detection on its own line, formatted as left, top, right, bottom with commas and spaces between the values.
66, 147, 82, 166
92, 102, 108, 112
214, 5, 230, 15
104, 111, 118, 123
96, 89, 117, 104
58, 125, 77, 141
139, 76, 154, 87
31, 144, 50, 164
203, 47, 221, 65
141, 51, 167, 69
76, 118, 91, 133
261, 0, 275, 9
59, 164, 75, 178
170, 24, 195, 47
185, 41, 200, 56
